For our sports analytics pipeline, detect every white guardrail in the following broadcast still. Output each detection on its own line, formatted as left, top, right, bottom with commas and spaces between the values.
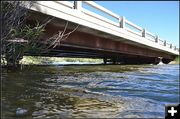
54, 1, 179, 52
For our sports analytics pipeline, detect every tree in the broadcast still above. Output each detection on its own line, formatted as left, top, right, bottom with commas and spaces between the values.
0, 1, 48, 67
1, 1, 79, 67
1, 1, 32, 67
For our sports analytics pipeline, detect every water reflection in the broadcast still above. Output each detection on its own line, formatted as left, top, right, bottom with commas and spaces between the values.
2, 64, 179, 118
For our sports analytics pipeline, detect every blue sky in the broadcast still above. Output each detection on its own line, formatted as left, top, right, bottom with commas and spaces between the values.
83, 1, 179, 48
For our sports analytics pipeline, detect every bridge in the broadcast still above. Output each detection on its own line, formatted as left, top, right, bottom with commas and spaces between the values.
25, 1, 179, 64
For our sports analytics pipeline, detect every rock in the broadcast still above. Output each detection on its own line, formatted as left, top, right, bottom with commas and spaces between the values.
16, 108, 28, 116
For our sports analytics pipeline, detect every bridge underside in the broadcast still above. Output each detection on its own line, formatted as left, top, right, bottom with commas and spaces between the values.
25, 44, 172, 64
25, 11, 176, 64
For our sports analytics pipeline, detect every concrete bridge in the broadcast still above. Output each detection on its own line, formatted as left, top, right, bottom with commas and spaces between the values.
25, 1, 179, 64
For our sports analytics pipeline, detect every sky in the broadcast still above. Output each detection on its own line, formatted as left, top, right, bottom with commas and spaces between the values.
83, 1, 179, 48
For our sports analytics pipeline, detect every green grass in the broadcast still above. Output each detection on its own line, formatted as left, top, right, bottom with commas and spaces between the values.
20, 56, 103, 65
174, 56, 179, 64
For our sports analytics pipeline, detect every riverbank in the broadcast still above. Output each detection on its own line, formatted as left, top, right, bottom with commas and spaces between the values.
19, 56, 103, 65
1, 56, 179, 66
20, 56, 180, 65
169, 56, 179, 64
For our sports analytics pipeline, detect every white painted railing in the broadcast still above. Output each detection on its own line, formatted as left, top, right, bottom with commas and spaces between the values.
83, 1, 119, 19
145, 31, 156, 42
56, 1, 74, 8
36, 1, 179, 52
125, 20, 142, 36
72, 1, 179, 52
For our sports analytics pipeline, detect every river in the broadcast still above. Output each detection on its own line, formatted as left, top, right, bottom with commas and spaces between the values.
1, 64, 179, 118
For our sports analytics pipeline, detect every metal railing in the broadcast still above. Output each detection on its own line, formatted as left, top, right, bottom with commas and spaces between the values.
56, 1, 179, 52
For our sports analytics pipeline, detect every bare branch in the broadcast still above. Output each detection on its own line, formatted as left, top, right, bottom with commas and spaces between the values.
46, 22, 79, 49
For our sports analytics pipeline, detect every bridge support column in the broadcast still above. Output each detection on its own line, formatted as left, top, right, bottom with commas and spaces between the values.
103, 58, 107, 64
153, 57, 161, 65
162, 58, 171, 64
112, 58, 116, 64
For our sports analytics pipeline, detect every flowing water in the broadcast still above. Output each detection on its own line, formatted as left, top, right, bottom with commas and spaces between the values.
1, 64, 179, 118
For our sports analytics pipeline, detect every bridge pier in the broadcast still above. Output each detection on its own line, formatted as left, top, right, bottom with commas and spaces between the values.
103, 58, 120, 64
153, 57, 160, 65
162, 58, 171, 64
103, 58, 107, 64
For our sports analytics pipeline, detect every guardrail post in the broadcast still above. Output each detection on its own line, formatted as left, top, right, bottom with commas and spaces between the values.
74, 1, 82, 11
142, 29, 146, 37
155, 35, 159, 43
119, 16, 125, 28
170, 44, 172, 48
163, 40, 166, 46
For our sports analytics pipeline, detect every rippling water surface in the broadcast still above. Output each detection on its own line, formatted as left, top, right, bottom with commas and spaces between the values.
2, 64, 179, 118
